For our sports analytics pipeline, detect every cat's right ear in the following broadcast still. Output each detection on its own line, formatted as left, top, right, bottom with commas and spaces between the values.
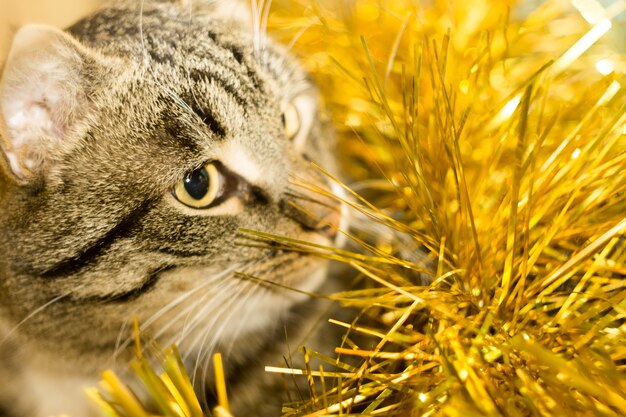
0, 25, 98, 182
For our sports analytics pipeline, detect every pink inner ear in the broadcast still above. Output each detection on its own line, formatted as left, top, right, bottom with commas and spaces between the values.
8, 102, 56, 141
5, 64, 71, 142
3, 90, 66, 175
0, 24, 88, 178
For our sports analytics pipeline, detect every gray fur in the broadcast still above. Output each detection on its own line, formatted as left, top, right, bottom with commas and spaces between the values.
0, 1, 341, 416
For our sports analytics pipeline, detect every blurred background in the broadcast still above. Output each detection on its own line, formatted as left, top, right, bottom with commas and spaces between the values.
1, 0, 100, 59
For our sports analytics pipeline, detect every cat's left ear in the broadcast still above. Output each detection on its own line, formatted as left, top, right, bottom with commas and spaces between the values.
0, 24, 99, 181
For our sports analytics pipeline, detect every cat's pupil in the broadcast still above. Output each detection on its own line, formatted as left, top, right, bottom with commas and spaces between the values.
184, 167, 210, 200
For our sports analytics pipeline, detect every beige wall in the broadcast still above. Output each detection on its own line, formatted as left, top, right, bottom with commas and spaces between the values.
1, 0, 101, 60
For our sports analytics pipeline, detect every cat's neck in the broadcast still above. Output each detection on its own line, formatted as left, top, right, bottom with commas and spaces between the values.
0, 315, 119, 417
0, 318, 95, 416
20, 365, 99, 417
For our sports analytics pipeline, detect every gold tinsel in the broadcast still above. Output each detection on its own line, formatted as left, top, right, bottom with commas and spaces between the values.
91, 0, 626, 416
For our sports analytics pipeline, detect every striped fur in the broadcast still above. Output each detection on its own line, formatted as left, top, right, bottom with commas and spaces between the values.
0, 1, 342, 416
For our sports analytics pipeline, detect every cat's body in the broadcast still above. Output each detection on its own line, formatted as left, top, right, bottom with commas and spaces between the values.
0, 1, 344, 416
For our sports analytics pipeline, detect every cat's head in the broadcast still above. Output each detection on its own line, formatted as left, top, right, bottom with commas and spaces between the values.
0, 0, 342, 372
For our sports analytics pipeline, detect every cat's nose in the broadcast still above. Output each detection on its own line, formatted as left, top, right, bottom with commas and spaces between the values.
279, 192, 342, 240
316, 206, 341, 239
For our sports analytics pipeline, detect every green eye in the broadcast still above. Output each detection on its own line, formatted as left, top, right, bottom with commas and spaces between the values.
282, 101, 301, 140
174, 163, 222, 208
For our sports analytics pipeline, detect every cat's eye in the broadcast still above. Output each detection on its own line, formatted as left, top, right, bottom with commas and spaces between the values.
282, 101, 301, 140
173, 163, 223, 209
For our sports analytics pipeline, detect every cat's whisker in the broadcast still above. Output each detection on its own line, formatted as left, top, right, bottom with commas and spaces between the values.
154, 289, 223, 356
182, 281, 243, 361
0, 284, 86, 348
171, 255, 275, 346
112, 285, 213, 361
200, 285, 259, 368
195, 279, 262, 406
223, 277, 271, 355
176, 291, 217, 342
250, 0, 262, 58
186, 281, 251, 386
141, 263, 242, 331
145, 255, 270, 354
113, 316, 131, 358
186, 280, 250, 359
260, 0, 273, 59
163, 278, 237, 346
112, 263, 245, 360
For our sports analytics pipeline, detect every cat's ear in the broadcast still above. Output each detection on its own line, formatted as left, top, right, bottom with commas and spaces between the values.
0, 24, 97, 181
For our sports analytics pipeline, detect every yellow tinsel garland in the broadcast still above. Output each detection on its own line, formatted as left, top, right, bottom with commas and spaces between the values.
91, 0, 626, 416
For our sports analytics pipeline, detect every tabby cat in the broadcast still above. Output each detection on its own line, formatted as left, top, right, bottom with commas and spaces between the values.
0, 1, 345, 416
